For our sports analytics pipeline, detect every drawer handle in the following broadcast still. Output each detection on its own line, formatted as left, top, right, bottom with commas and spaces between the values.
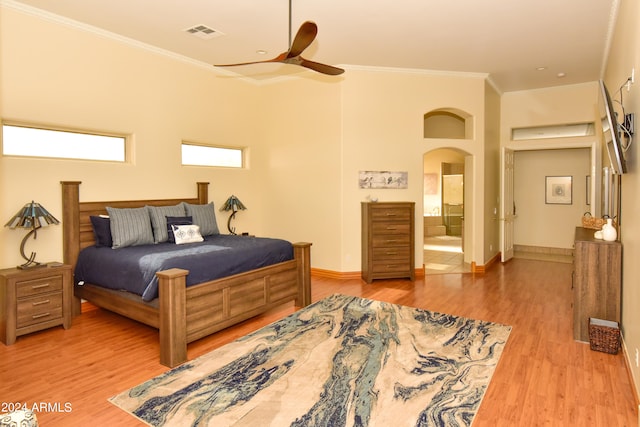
386, 252, 398, 255
32, 312, 51, 320
386, 226, 397, 230
385, 213, 397, 216
32, 300, 51, 306
31, 283, 51, 290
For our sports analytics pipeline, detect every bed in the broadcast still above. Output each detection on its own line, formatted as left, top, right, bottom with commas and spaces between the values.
61, 181, 312, 367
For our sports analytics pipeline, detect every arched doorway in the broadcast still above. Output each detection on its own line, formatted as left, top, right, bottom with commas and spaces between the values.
423, 148, 472, 274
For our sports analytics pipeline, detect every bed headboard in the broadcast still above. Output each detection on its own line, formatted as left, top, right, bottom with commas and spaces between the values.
60, 181, 209, 270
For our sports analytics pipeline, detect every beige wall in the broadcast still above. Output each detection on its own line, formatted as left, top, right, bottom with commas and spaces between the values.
1, 5, 492, 274
0, 6, 264, 265
340, 69, 487, 272
513, 148, 591, 249
501, 83, 601, 250
605, 0, 640, 400
483, 82, 501, 261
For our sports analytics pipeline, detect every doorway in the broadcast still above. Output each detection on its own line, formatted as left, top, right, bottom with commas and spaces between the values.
423, 150, 471, 274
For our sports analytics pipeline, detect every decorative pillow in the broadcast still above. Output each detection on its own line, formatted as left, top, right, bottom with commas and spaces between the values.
166, 216, 193, 243
106, 206, 154, 249
182, 202, 220, 236
171, 224, 204, 245
90, 215, 112, 248
147, 204, 186, 243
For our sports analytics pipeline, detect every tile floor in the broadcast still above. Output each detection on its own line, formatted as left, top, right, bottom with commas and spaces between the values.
424, 236, 574, 275
424, 236, 471, 275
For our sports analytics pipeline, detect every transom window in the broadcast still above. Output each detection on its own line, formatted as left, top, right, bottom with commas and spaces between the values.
2, 123, 127, 162
181, 143, 244, 168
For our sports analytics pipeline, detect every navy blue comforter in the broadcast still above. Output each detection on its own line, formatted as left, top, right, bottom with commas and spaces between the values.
74, 235, 293, 302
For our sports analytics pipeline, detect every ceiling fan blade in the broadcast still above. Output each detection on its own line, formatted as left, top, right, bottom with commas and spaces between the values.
215, 52, 287, 68
287, 21, 317, 58
299, 58, 345, 75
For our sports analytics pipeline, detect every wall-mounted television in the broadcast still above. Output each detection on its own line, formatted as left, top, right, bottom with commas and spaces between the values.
598, 79, 627, 174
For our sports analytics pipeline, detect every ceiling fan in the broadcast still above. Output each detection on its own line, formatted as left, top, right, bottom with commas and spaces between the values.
214, 2, 344, 76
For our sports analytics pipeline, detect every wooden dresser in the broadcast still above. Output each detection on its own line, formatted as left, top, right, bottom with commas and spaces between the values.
572, 227, 622, 342
361, 202, 415, 283
0, 263, 73, 345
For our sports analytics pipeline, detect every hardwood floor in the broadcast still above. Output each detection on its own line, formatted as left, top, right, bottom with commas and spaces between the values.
1, 258, 637, 426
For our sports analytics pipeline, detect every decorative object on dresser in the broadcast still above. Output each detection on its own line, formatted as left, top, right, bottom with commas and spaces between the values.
219, 195, 247, 235
0, 263, 72, 345
572, 227, 621, 342
4, 201, 60, 269
361, 201, 415, 283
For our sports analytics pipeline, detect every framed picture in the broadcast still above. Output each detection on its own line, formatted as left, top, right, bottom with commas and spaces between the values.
359, 171, 408, 189
545, 176, 572, 204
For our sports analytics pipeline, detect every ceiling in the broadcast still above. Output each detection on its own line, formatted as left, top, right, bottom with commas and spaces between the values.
4, 0, 619, 92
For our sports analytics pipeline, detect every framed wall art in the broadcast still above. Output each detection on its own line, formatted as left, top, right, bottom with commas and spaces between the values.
545, 176, 572, 205
359, 171, 408, 189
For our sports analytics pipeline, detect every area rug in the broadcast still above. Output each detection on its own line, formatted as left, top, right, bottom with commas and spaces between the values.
110, 294, 511, 426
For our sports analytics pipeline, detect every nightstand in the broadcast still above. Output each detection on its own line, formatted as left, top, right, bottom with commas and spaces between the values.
0, 263, 73, 345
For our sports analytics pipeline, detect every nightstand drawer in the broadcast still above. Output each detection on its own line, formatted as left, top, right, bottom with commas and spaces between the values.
17, 292, 63, 328
16, 275, 63, 298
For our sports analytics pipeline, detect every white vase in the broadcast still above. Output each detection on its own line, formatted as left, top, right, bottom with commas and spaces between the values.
602, 218, 617, 242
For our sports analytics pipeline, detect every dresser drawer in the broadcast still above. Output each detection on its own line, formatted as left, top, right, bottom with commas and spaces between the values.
372, 247, 411, 260
372, 235, 411, 247
371, 208, 411, 221
372, 262, 412, 274
16, 275, 63, 298
372, 222, 411, 235
17, 292, 63, 328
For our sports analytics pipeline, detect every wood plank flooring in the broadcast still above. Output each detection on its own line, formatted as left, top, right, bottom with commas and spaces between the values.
1, 258, 637, 426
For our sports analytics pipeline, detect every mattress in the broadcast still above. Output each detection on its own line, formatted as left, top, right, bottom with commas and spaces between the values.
74, 234, 294, 301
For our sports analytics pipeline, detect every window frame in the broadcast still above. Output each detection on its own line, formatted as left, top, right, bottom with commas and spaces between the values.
181, 141, 246, 169
1, 121, 130, 163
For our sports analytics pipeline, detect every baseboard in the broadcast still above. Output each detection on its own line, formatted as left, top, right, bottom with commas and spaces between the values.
311, 267, 425, 280
513, 244, 573, 256
621, 336, 640, 409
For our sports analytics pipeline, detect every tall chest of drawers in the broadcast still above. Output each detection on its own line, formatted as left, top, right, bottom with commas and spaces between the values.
0, 263, 73, 345
361, 202, 415, 283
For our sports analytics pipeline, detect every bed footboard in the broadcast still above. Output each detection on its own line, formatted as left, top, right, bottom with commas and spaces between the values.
156, 242, 312, 367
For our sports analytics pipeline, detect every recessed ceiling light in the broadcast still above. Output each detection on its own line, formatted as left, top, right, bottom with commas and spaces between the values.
256, 50, 268, 55
557, 72, 566, 78
536, 66, 547, 71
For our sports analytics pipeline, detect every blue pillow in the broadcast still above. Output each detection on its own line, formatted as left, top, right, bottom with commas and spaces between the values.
166, 216, 193, 243
90, 215, 112, 248
147, 204, 186, 243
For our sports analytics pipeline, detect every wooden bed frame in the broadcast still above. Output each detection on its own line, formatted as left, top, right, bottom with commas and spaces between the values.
61, 181, 311, 367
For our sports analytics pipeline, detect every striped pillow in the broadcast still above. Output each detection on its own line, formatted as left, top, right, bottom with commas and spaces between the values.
106, 206, 154, 249
147, 204, 186, 243
182, 202, 220, 236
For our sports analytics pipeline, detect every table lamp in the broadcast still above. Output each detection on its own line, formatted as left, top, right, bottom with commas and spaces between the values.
4, 201, 60, 269
220, 195, 246, 235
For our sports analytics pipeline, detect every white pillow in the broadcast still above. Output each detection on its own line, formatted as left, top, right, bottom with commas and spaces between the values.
171, 224, 204, 245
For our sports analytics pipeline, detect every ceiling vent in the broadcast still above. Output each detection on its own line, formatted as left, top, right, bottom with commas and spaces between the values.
184, 24, 223, 40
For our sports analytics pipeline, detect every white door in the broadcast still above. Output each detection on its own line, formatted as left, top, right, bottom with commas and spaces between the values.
500, 147, 515, 262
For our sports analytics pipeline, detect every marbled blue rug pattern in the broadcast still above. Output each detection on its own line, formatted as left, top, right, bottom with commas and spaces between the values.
110, 294, 511, 426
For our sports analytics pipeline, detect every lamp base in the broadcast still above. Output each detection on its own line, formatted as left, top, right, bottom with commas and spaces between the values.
17, 261, 46, 270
